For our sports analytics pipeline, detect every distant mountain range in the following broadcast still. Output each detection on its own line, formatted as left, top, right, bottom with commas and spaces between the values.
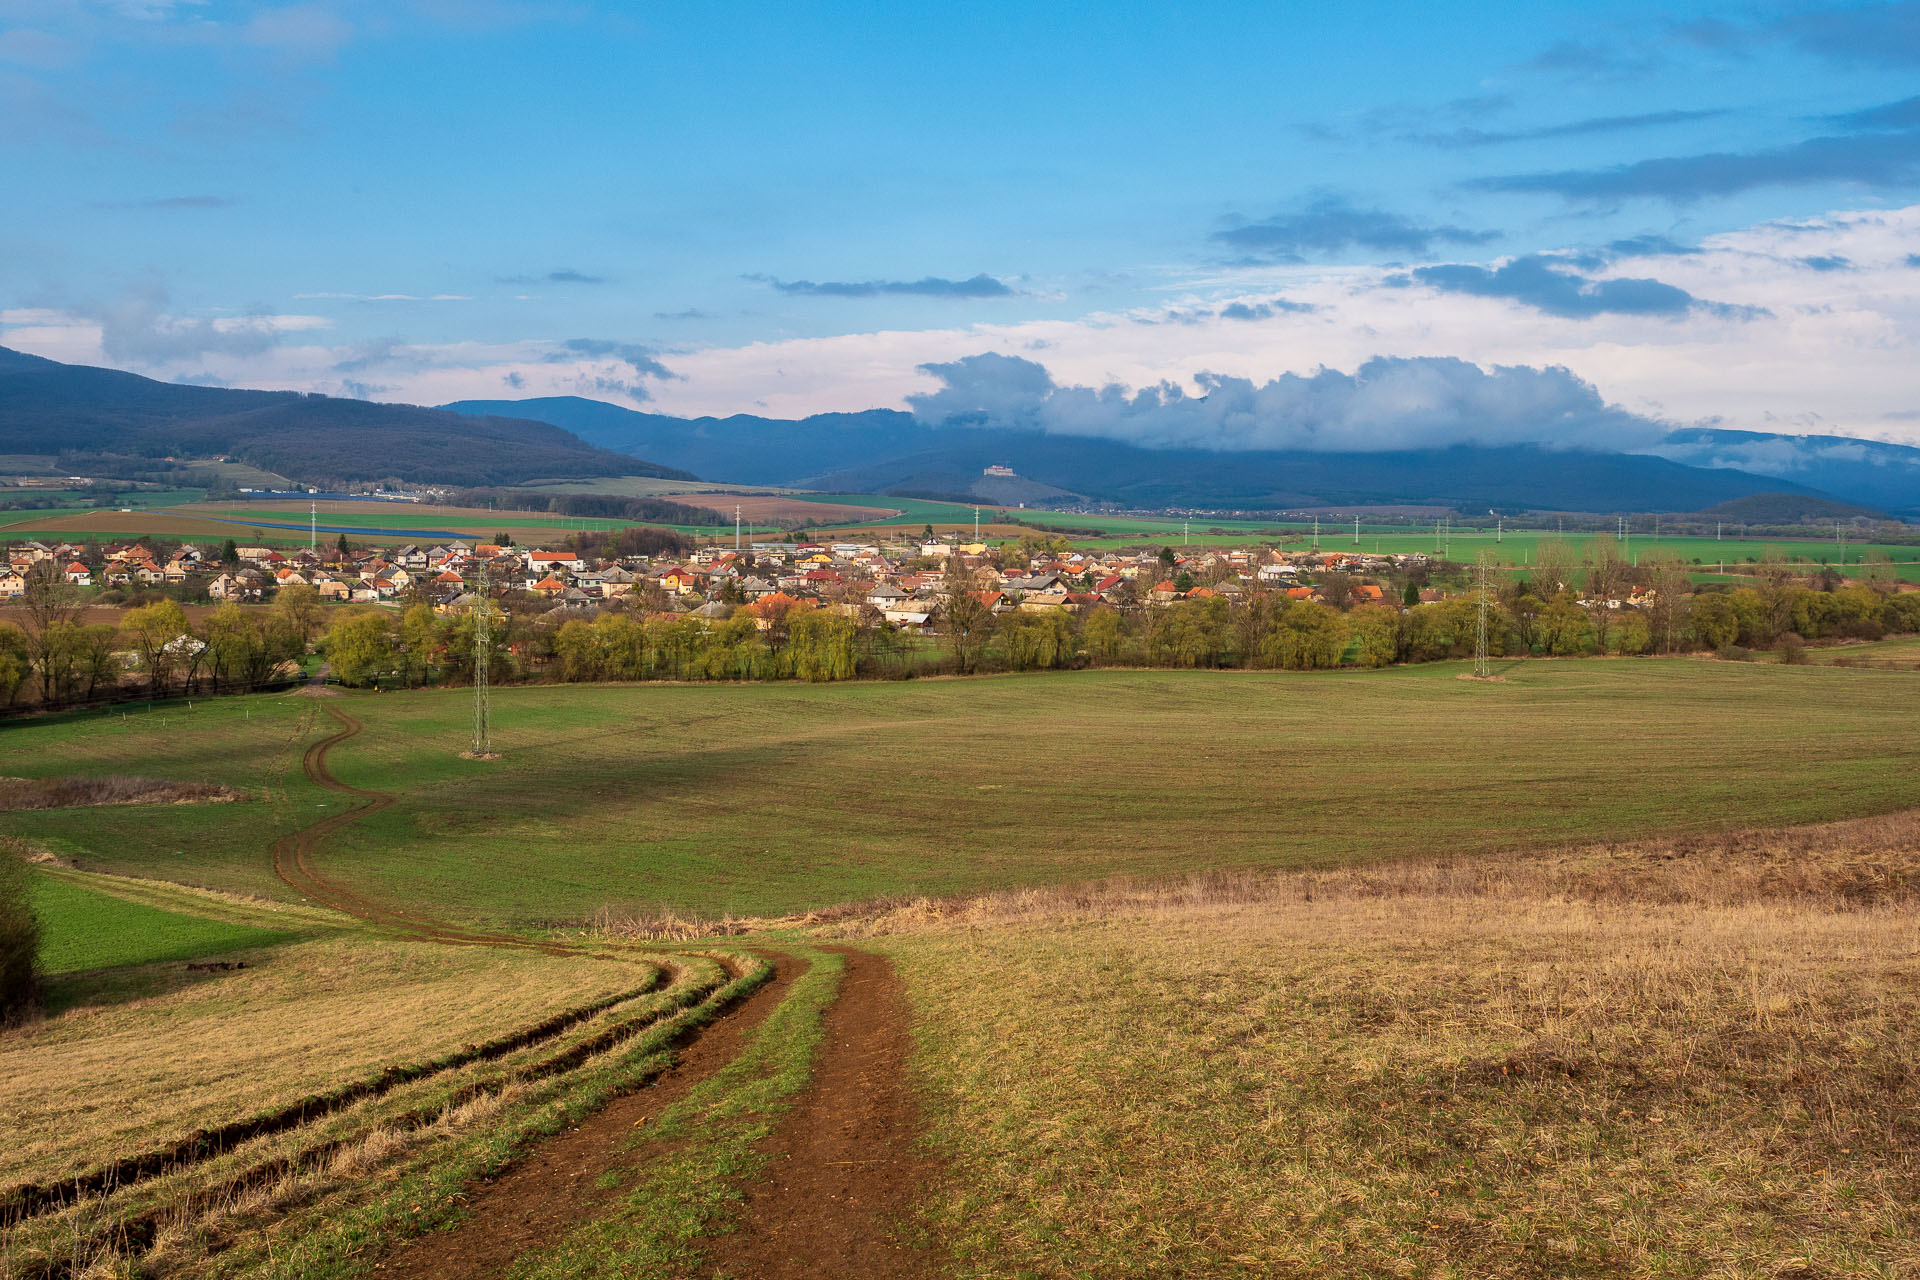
0, 347, 689, 489
443, 394, 1920, 517
2, 344, 1909, 516
1653, 428, 1920, 516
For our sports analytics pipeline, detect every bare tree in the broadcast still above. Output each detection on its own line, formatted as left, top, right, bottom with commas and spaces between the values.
941, 565, 994, 674
1642, 557, 1694, 653
1532, 537, 1576, 599
20, 564, 83, 702
1583, 534, 1628, 651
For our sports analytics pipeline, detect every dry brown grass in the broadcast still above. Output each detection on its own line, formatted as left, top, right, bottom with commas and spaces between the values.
0, 951, 759, 1280
0, 932, 642, 1188
878, 809, 1920, 1279
840, 807, 1920, 936
584, 903, 756, 942
0, 777, 242, 812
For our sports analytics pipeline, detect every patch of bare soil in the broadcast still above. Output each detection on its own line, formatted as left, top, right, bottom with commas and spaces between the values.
698, 946, 938, 1280
284, 683, 341, 698
0, 775, 242, 811
371, 953, 803, 1280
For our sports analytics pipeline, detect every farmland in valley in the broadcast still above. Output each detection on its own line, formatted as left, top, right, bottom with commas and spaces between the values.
10, 662, 1920, 923
4, 658, 1918, 1277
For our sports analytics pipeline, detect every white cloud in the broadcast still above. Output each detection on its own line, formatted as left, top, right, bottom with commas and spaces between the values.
293, 292, 473, 301
6, 204, 1920, 449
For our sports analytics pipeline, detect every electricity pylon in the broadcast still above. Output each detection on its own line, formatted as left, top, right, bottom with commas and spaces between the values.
471, 558, 492, 757
1474, 550, 1493, 679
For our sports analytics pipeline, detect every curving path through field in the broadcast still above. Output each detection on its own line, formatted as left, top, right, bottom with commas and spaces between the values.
276, 700, 940, 1276
273, 702, 578, 954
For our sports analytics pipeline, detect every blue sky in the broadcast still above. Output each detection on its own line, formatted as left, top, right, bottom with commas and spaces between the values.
4, 0, 1920, 446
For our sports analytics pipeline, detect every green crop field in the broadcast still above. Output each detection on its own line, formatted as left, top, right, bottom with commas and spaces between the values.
784, 496, 1920, 577
194, 506, 673, 534
7, 659, 1920, 1278
8, 661, 1919, 927
28, 869, 294, 973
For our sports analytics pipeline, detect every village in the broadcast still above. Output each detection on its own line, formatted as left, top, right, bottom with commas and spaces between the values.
2, 531, 1483, 625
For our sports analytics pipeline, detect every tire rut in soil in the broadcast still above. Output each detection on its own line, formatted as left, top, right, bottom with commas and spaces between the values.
275, 702, 591, 957
697, 946, 939, 1280
371, 952, 803, 1280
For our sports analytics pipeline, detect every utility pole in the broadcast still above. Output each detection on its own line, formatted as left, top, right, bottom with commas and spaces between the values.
734, 504, 742, 552
470, 559, 493, 759
1473, 551, 1492, 679
1353, 515, 1360, 545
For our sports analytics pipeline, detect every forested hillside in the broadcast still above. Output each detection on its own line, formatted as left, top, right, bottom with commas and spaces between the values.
0, 348, 692, 488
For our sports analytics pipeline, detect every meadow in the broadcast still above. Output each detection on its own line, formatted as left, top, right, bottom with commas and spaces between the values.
27, 869, 292, 975
4, 659, 1920, 1276
872, 809, 1920, 1278
6, 661, 1920, 928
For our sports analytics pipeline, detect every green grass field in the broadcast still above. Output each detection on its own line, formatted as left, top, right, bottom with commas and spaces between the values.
192, 505, 749, 537
7, 661, 1918, 927
7, 659, 1920, 1277
28, 869, 294, 973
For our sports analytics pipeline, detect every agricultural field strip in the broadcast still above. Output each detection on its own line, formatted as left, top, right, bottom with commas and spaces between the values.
273, 701, 657, 956
28, 864, 344, 936
7, 951, 777, 1280
0, 953, 698, 1220
2, 951, 753, 1261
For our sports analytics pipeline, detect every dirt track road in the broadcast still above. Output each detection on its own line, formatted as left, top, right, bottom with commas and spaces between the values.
273, 701, 583, 953
274, 700, 940, 1277
699, 947, 938, 1279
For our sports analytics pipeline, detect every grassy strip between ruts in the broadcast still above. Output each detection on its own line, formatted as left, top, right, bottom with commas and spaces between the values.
507, 945, 842, 1280
200, 952, 773, 1280
7, 956, 731, 1279
0, 956, 689, 1229
6, 952, 770, 1280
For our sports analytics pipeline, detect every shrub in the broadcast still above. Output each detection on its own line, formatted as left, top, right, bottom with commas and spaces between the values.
1776, 633, 1809, 665
1716, 644, 1753, 662
0, 839, 39, 1021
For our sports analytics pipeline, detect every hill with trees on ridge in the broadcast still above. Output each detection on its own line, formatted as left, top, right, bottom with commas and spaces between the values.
0, 347, 692, 490
440, 394, 1887, 516
1696, 493, 1885, 524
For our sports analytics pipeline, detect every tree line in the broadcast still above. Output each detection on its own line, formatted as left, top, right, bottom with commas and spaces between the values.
6, 547, 1918, 708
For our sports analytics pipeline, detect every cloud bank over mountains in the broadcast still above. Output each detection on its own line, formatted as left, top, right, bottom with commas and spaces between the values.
4, 203, 1919, 452
906, 353, 1665, 454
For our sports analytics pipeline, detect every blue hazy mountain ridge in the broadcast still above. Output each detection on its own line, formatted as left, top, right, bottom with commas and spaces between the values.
440, 395, 1896, 515
1656, 428, 1920, 517
0, 348, 694, 489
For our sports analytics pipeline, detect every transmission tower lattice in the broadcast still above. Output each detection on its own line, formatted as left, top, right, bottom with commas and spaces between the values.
471, 560, 492, 757
1473, 551, 1493, 679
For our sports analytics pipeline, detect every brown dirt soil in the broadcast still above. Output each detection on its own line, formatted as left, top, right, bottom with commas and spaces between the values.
0, 774, 241, 811
657, 494, 901, 525
806, 519, 1032, 540
370, 952, 804, 1280
0, 510, 256, 538
697, 946, 938, 1280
